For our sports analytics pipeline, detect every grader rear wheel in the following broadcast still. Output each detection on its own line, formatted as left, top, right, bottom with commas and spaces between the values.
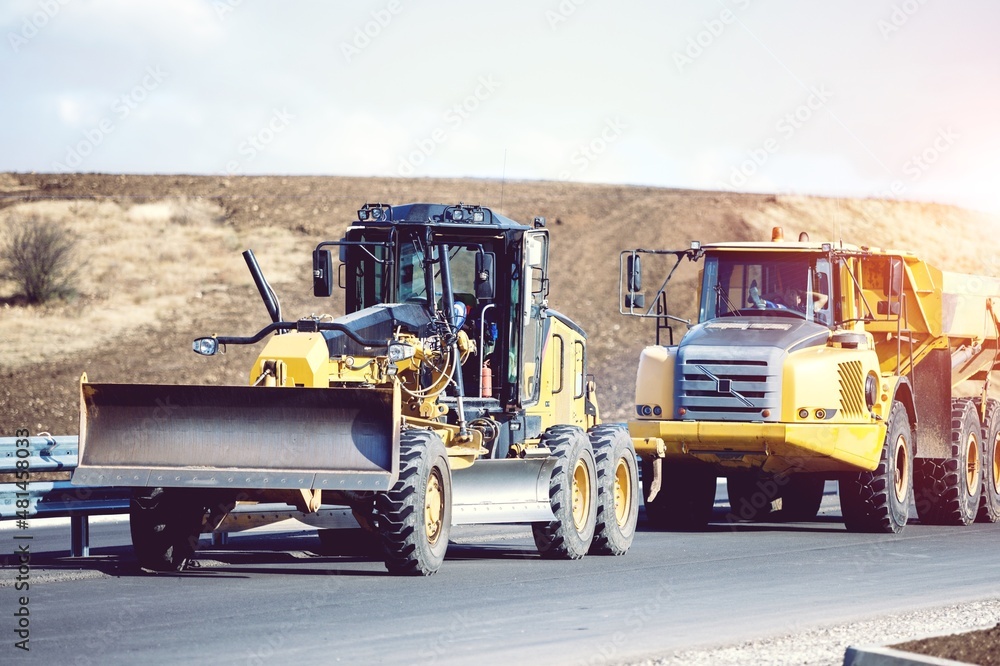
588, 424, 639, 556
376, 429, 452, 576
532, 426, 597, 559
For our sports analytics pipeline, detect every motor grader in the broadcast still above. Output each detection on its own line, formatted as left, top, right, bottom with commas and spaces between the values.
620, 227, 1000, 533
74, 202, 638, 574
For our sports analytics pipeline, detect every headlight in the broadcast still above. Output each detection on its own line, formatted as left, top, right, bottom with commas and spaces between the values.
192, 337, 219, 356
865, 373, 878, 409
387, 342, 415, 362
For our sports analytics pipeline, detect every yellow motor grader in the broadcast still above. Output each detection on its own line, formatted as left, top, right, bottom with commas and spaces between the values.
621, 227, 1000, 533
74, 202, 638, 574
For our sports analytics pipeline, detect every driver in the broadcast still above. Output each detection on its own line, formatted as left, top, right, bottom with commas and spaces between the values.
782, 288, 829, 314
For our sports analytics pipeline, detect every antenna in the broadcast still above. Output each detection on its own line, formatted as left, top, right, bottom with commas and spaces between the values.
838, 198, 844, 248
499, 148, 507, 214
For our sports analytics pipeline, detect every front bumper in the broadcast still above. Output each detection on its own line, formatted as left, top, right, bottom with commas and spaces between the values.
628, 419, 886, 474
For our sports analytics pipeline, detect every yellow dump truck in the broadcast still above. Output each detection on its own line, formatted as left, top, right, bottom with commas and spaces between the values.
621, 227, 1000, 533
74, 202, 638, 574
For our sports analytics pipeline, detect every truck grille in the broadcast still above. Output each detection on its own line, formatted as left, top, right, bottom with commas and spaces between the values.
677, 350, 781, 421
838, 360, 866, 418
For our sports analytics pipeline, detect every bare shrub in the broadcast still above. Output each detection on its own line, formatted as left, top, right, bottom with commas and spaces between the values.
0, 215, 82, 304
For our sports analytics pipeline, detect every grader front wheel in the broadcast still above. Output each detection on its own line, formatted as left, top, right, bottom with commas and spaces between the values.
130, 488, 211, 573
376, 429, 452, 576
588, 424, 639, 556
532, 426, 597, 559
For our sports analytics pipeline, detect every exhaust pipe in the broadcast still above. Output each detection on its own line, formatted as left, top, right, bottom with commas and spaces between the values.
243, 249, 282, 325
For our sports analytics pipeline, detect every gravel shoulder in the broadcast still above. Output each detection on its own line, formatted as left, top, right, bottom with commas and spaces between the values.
630, 599, 1000, 666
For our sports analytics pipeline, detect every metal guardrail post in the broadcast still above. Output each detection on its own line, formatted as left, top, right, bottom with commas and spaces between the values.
70, 515, 90, 557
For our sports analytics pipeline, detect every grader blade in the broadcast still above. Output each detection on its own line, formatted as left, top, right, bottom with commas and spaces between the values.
74, 382, 399, 491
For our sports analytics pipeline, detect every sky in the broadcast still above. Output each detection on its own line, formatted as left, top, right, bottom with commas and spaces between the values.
2, 0, 1000, 212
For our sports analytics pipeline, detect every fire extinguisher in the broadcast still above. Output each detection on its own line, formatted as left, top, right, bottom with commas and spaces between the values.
481, 360, 492, 398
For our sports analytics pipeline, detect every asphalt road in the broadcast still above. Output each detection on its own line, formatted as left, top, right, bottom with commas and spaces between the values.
3, 485, 999, 665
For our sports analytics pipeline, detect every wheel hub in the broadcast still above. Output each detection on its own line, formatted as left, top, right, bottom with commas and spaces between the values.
571, 459, 591, 531
992, 433, 1000, 493
892, 433, 909, 504
613, 457, 632, 527
965, 433, 981, 497
425, 470, 444, 545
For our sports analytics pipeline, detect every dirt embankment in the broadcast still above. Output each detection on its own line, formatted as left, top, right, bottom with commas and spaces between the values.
2, 172, 998, 434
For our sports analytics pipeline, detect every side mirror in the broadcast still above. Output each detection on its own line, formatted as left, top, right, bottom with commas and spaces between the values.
627, 254, 642, 291
313, 249, 333, 297
475, 252, 496, 301
625, 253, 643, 307
888, 258, 902, 298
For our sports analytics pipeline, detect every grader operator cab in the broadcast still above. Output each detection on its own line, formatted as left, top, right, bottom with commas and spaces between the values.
621, 227, 1000, 534
75, 202, 638, 575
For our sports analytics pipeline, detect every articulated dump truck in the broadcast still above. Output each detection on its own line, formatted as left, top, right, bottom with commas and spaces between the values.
74, 202, 638, 574
621, 227, 1000, 533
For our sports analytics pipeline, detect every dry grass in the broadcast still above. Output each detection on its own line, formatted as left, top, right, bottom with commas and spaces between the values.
1, 173, 998, 434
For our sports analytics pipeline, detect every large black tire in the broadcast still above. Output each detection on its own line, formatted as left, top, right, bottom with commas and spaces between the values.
316, 528, 382, 556
375, 429, 452, 576
726, 471, 824, 522
130, 487, 211, 573
840, 400, 912, 534
587, 424, 639, 556
914, 398, 982, 526
726, 470, 779, 522
979, 399, 1000, 523
532, 426, 597, 559
642, 458, 716, 530
779, 474, 826, 522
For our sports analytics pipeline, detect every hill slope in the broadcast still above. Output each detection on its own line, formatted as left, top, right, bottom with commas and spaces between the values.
1, 172, 998, 434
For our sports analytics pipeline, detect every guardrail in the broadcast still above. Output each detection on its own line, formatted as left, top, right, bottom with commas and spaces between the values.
0, 435, 130, 556
1, 436, 365, 557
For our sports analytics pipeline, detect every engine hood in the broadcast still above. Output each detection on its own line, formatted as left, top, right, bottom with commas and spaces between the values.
682, 316, 830, 353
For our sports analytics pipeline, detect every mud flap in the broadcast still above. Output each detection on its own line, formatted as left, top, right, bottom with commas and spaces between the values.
74, 382, 399, 491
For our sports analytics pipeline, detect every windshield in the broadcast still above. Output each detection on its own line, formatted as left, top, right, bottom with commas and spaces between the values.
348, 231, 482, 312
700, 252, 833, 326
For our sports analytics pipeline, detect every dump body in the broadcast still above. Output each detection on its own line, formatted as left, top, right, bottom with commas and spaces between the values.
622, 232, 1000, 531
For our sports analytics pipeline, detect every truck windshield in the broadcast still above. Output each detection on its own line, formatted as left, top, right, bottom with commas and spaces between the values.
700, 252, 833, 326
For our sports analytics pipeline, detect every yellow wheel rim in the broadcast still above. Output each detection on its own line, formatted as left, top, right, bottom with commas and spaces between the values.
613, 456, 632, 527
966, 432, 981, 497
892, 433, 909, 504
425, 469, 444, 545
571, 458, 591, 531
992, 432, 1000, 494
